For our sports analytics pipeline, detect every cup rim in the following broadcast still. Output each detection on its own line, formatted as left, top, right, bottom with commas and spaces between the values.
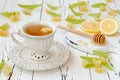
20, 21, 56, 38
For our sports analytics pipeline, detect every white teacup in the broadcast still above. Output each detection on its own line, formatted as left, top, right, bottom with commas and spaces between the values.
11, 21, 56, 60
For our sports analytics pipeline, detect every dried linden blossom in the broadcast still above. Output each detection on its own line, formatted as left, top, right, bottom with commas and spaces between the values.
22, 9, 31, 15
0, 23, 9, 37
92, 3, 107, 12
100, 5, 106, 12
18, 4, 41, 15
66, 15, 85, 24
52, 17, 61, 22
108, 8, 120, 17
80, 5, 89, 13
68, 1, 89, 13
67, 23, 74, 29
40, 27, 52, 33
108, 10, 117, 16
68, 4, 84, 16
106, 0, 113, 3
0, 12, 19, 22
45, 4, 61, 22
80, 50, 113, 73
0, 60, 12, 77
45, 9, 61, 22
1, 63, 12, 77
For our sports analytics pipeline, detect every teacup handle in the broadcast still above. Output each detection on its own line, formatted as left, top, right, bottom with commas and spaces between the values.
11, 31, 23, 45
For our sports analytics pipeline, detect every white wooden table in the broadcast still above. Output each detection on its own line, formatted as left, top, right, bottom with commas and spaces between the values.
0, 0, 120, 80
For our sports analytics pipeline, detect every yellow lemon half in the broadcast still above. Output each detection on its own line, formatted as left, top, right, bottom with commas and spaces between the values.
100, 18, 119, 36
80, 21, 100, 34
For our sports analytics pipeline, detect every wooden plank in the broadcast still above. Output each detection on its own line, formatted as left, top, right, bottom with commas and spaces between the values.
107, 55, 120, 80
113, 0, 120, 9
40, 0, 64, 26
3, 0, 36, 80
0, 0, 7, 12
60, 0, 90, 79
27, 0, 43, 22
15, 0, 35, 80
0, 0, 17, 80
33, 0, 64, 80
84, 0, 111, 80
1, 0, 17, 12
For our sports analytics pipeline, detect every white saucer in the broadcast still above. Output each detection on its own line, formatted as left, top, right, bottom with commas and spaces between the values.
65, 32, 120, 54
9, 41, 70, 71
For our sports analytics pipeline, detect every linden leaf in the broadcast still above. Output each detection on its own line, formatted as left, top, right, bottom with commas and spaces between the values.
103, 62, 113, 71
45, 9, 60, 17
0, 60, 5, 70
69, 4, 84, 16
66, 16, 85, 24
80, 56, 93, 62
18, 4, 41, 10
108, 7, 120, 13
92, 3, 107, 8
0, 12, 19, 18
88, 13, 102, 18
93, 50, 109, 58
84, 63, 94, 68
69, 1, 87, 7
47, 3, 60, 10
0, 23, 9, 31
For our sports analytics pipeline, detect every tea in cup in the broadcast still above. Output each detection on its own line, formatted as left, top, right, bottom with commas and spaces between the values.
11, 21, 56, 60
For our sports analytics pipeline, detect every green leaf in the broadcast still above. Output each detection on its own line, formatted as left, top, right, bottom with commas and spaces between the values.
0, 12, 19, 18
85, 63, 94, 68
103, 62, 113, 71
69, 1, 87, 7
0, 23, 9, 31
0, 60, 5, 70
47, 3, 60, 10
18, 4, 41, 10
93, 50, 109, 58
88, 13, 102, 18
108, 7, 120, 13
45, 9, 60, 17
80, 56, 93, 62
69, 4, 84, 16
66, 16, 85, 24
92, 3, 107, 8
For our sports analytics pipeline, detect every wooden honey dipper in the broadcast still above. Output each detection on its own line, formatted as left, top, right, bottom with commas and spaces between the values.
58, 26, 106, 44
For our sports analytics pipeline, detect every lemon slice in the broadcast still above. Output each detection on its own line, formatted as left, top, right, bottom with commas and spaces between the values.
100, 18, 118, 35
80, 21, 100, 34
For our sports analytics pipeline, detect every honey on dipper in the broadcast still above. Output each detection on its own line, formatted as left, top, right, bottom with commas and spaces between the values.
93, 33, 106, 44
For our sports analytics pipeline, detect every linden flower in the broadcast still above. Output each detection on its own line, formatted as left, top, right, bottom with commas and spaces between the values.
100, 57, 106, 63
82, 60, 89, 67
22, 9, 31, 15
106, 0, 113, 2
1, 63, 12, 76
9, 12, 19, 22
80, 6, 89, 12
100, 5, 106, 11
93, 60, 102, 67
52, 17, 61, 22
108, 10, 117, 16
0, 29, 8, 37
95, 18, 102, 23
67, 23, 74, 29
67, 15, 74, 19
94, 66, 105, 73
40, 27, 52, 33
